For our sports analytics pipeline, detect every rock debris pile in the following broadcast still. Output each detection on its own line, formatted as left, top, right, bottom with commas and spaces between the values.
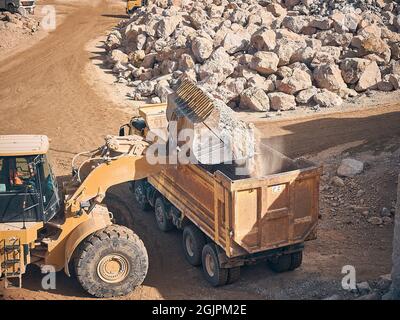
105, 0, 400, 112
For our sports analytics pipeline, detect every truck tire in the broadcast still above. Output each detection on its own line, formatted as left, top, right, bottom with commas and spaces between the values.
267, 254, 291, 273
226, 267, 241, 284
74, 225, 148, 298
182, 225, 206, 266
289, 251, 303, 271
7, 4, 16, 13
201, 244, 228, 287
268, 251, 303, 273
154, 197, 174, 232
133, 180, 151, 211
105, 194, 134, 229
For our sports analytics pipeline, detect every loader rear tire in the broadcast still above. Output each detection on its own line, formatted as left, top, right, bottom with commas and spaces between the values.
202, 244, 228, 287
74, 225, 148, 298
182, 224, 206, 266
133, 180, 151, 211
154, 197, 174, 232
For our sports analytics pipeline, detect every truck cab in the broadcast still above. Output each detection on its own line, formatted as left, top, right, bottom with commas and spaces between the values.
0, 0, 36, 14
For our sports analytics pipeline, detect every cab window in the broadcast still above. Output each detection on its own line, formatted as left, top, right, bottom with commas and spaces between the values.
40, 156, 55, 208
0, 156, 40, 223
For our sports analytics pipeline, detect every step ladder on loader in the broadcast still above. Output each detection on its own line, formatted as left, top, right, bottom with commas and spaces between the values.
1, 237, 23, 289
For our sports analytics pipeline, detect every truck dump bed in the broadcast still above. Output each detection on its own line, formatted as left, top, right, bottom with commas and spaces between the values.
148, 145, 322, 258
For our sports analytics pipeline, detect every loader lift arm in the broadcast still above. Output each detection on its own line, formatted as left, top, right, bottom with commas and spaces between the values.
65, 135, 167, 214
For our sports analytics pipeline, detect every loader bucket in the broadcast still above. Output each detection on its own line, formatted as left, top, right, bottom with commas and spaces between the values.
167, 80, 255, 165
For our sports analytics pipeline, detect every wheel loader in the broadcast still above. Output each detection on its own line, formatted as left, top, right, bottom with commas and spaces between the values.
126, 0, 147, 15
0, 134, 167, 297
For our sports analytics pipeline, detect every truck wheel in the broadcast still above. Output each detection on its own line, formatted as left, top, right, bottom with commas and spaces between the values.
74, 225, 148, 298
154, 197, 174, 232
268, 254, 291, 273
133, 180, 151, 211
201, 244, 228, 287
105, 194, 134, 229
289, 251, 303, 271
226, 267, 241, 284
182, 225, 206, 266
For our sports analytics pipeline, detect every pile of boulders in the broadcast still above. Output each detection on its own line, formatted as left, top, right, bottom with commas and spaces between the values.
105, 0, 400, 112
0, 11, 39, 34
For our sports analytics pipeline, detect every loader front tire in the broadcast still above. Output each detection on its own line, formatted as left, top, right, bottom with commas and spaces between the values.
74, 225, 148, 298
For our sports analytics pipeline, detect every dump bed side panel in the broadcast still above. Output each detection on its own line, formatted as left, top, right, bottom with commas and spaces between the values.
149, 164, 321, 259
227, 168, 320, 255
148, 164, 227, 247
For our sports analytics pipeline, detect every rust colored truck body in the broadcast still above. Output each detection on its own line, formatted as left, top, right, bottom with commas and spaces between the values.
148, 153, 321, 262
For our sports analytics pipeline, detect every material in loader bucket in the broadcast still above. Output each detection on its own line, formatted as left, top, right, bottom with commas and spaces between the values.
167, 80, 255, 165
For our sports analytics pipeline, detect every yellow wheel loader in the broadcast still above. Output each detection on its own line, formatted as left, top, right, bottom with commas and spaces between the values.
126, 0, 147, 15
0, 134, 165, 297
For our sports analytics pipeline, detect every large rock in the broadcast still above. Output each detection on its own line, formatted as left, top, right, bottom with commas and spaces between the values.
331, 12, 360, 33
223, 30, 251, 54
110, 49, 129, 66
250, 51, 279, 76
250, 28, 276, 51
240, 87, 270, 112
191, 37, 213, 63
378, 74, 395, 91
214, 77, 246, 104
309, 17, 332, 30
155, 80, 173, 102
355, 61, 381, 92
268, 92, 296, 111
282, 15, 310, 33
156, 16, 182, 38
313, 90, 343, 108
199, 47, 234, 84
340, 58, 371, 84
277, 68, 312, 94
313, 63, 347, 92
337, 158, 364, 177
266, 3, 287, 17
136, 80, 156, 97
274, 38, 307, 66
296, 87, 318, 104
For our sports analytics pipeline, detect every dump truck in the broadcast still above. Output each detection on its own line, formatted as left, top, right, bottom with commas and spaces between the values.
122, 102, 322, 286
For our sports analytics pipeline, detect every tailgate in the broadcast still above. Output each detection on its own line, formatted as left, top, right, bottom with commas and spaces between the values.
219, 163, 321, 255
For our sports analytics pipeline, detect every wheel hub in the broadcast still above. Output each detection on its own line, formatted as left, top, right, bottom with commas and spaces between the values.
97, 254, 130, 284
205, 253, 215, 277
185, 236, 194, 257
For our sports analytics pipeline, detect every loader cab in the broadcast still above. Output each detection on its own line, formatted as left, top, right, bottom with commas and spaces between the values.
0, 135, 60, 224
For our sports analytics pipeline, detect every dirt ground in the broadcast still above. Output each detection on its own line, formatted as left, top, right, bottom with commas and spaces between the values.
0, 0, 399, 300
